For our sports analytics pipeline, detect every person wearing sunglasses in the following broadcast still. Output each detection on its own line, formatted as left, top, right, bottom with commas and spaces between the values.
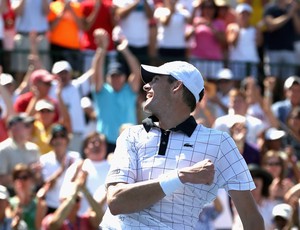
262, 150, 295, 203
9, 163, 47, 230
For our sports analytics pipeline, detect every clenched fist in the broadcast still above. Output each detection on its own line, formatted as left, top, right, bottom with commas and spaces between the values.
178, 159, 215, 185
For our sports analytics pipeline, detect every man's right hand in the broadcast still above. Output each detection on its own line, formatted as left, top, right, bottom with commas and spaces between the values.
178, 159, 215, 185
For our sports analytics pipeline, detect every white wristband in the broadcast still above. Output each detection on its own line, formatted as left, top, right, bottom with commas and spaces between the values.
158, 170, 183, 196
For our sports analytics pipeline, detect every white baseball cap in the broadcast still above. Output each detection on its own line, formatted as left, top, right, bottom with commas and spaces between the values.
217, 68, 233, 80
141, 61, 204, 102
0, 73, 15, 86
272, 203, 293, 220
284, 75, 300, 90
236, 3, 253, 14
265, 127, 286, 141
52, 60, 73, 74
0, 185, 9, 200
35, 99, 55, 112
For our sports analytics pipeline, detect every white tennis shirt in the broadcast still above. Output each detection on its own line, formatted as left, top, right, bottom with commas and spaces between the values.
100, 116, 255, 229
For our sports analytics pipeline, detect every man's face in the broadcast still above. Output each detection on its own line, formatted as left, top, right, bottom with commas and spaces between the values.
287, 84, 300, 106
56, 70, 71, 87
35, 80, 52, 97
108, 73, 126, 92
142, 75, 174, 115
9, 121, 32, 141
84, 136, 106, 161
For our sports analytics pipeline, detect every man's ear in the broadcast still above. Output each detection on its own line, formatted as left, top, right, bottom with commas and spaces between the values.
172, 81, 184, 92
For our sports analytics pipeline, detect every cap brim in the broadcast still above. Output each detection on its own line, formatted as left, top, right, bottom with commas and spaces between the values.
140, 65, 170, 83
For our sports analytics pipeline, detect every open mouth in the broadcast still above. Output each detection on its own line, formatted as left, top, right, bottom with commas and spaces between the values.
146, 92, 153, 99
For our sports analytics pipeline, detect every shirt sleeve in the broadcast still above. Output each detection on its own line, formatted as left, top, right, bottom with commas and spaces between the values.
105, 127, 138, 186
216, 132, 255, 192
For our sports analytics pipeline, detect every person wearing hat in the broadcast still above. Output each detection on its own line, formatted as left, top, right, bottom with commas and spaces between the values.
272, 76, 300, 124
38, 124, 81, 214
211, 68, 236, 117
91, 29, 141, 155
13, 69, 60, 122
0, 75, 15, 142
272, 203, 294, 230
100, 60, 264, 229
30, 96, 71, 155
0, 113, 40, 190
49, 60, 86, 153
262, 127, 286, 152
226, 3, 262, 80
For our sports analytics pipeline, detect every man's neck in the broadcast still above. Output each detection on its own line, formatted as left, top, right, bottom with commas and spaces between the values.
158, 113, 190, 130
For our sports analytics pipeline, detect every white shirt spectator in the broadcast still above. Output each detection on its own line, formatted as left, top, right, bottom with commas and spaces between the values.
40, 150, 81, 209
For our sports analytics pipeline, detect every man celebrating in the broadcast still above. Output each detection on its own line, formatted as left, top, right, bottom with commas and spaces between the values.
100, 61, 264, 229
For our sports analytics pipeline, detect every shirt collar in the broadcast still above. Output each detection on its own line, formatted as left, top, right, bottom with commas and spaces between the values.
142, 115, 197, 137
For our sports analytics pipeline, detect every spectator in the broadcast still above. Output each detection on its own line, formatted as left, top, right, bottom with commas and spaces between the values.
232, 164, 276, 230
11, 0, 50, 84
0, 72, 17, 103
41, 169, 105, 230
81, 0, 116, 72
112, 0, 154, 66
153, 0, 191, 63
272, 75, 300, 124
14, 69, 59, 121
213, 88, 267, 149
230, 120, 261, 165
241, 76, 279, 129
39, 124, 81, 214
9, 163, 47, 230
263, 0, 300, 79
284, 106, 300, 159
262, 127, 287, 154
261, 150, 295, 202
187, 0, 226, 79
0, 73, 15, 142
31, 90, 71, 155
215, 0, 237, 27
210, 68, 236, 117
48, 0, 84, 75
91, 29, 140, 154
50, 60, 86, 153
59, 132, 110, 216
2, 0, 15, 74
226, 3, 262, 80
0, 113, 40, 190
272, 203, 294, 230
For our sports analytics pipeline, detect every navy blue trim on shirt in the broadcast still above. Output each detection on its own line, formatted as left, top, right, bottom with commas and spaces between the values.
142, 115, 198, 155
142, 115, 197, 137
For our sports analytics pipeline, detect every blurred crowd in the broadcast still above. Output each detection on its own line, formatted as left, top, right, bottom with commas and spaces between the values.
0, 0, 300, 229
